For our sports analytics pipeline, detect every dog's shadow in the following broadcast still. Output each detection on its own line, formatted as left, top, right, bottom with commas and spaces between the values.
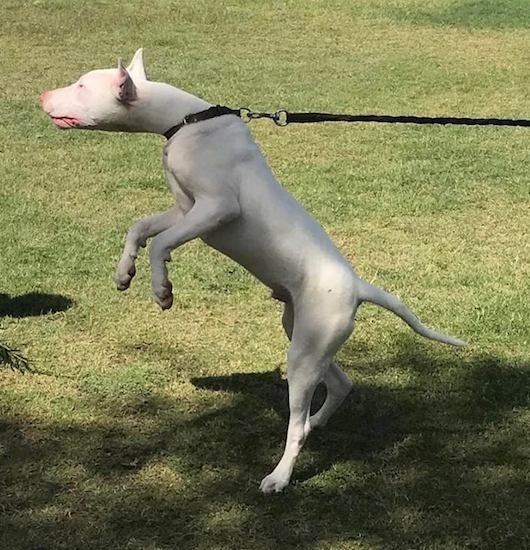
191, 344, 530, 483
191, 369, 406, 481
0, 292, 73, 318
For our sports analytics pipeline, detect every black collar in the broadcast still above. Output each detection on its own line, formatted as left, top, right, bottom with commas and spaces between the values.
164, 105, 241, 140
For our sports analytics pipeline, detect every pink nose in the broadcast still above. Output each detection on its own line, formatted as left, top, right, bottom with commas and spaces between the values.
40, 91, 49, 105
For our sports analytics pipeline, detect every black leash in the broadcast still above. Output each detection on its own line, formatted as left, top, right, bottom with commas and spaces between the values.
282, 112, 530, 128
164, 105, 530, 139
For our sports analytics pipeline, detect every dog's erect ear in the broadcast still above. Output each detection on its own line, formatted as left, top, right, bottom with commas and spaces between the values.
116, 60, 137, 103
126, 48, 147, 81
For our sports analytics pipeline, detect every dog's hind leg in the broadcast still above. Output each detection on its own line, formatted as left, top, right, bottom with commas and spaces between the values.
281, 298, 295, 340
309, 363, 353, 429
281, 300, 353, 431
260, 299, 355, 493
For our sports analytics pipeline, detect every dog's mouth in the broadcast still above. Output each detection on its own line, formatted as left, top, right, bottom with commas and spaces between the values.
50, 116, 82, 129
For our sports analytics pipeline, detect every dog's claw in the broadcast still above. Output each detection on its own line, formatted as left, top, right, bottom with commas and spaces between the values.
259, 473, 289, 494
115, 262, 136, 291
153, 280, 174, 310
156, 293, 174, 310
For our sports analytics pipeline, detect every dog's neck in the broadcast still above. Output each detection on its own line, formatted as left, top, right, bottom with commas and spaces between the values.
127, 80, 210, 135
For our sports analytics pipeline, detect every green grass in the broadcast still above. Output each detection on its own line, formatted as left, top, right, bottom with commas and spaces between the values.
1, 1, 529, 548
392, 0, 530, 29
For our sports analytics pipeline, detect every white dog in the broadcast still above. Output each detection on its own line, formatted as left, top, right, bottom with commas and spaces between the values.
41, 50, 465, 492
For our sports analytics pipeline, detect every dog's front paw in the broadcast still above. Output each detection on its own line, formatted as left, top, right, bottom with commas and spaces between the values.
152, 280, 174, 310
259, 472, 289, 494
115, 260, 136, 291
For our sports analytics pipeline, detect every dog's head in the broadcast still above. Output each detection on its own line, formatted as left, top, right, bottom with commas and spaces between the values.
40, 49, 147, 132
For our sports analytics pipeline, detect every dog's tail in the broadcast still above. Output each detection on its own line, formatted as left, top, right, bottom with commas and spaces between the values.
357, 280, 466, 347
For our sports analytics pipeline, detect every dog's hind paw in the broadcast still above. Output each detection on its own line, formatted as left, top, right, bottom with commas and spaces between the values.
259, 472, 289, 494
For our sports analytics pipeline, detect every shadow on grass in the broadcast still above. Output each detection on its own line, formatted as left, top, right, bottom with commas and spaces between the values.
0, 292, 73, 318
0, 292, 73, 372
1, 343, 529, 549
392, 0, 530, 29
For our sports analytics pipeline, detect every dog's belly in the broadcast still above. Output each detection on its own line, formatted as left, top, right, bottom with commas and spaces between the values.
202, 211, 352, 301
202, 220, 302, 292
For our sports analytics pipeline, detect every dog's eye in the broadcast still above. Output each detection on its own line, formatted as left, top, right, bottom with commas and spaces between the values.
77, 83, 85, 89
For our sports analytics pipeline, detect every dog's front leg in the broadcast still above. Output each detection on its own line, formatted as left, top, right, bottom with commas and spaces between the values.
115, 207, 183, 291
149, 197, 240, 309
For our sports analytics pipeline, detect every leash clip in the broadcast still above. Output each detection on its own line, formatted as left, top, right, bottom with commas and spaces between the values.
239, 108, 252, 124
272, 109, 288, 126
240, 108, 288, 126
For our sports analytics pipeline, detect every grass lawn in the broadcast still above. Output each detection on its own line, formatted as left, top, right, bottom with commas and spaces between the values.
1, 0, 529, 548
